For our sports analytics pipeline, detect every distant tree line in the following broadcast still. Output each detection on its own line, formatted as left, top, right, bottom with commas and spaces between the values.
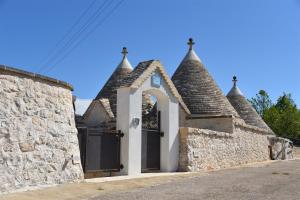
249, 90, 300, 139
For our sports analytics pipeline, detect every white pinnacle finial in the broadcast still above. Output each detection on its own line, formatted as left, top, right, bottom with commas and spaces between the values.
227, 75, 243, 96
117, 47, 133, 70
182, 38, 201, 62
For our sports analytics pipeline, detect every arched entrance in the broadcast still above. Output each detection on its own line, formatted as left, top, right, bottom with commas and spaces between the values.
141, 90, 168, 172
116, 61, 189, 175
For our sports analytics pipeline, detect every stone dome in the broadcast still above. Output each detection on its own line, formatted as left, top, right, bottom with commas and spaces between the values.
227, 76, 273, 131
172, 38, 239, 117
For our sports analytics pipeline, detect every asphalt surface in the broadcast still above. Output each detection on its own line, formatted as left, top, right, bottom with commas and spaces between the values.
90, 159, 300, 200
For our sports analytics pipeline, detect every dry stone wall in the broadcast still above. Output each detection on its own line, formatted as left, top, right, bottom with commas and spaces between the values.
179, 125, 272, 171
0, 66, 83, 193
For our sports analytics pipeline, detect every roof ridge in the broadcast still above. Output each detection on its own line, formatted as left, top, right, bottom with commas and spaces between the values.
121, 60, 191, 114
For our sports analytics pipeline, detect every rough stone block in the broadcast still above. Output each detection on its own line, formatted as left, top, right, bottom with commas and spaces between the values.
19, 142, 35, 152
0, 69, 83, 193
268, 136, 293, 160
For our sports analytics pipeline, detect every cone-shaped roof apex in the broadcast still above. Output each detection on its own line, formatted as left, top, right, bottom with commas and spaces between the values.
226, 76, 273, 132
182, 49, 202, 62
172, 38, 240, 117
117, 47, 133, 69
181, 38, 202, 62
227, 76, 243, 96
94, 47, 133, 115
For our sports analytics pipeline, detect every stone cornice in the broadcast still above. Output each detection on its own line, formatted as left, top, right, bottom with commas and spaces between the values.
0, 64, 73, 91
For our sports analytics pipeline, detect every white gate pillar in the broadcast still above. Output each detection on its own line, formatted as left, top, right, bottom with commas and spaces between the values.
117, 87, 142, 175
159, 97, 179, 172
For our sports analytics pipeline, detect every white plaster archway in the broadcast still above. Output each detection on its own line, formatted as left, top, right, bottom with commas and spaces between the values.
117, 71, 179, 175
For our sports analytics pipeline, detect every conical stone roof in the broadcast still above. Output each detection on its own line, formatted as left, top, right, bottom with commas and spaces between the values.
227, 76, 272, 131
95, 47, 133, 116
172, 38, 239, 117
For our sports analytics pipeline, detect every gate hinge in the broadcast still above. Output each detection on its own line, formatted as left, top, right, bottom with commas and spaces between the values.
160, 132, 164, 137
118, 130, 124, 137
120, 164, 124, 169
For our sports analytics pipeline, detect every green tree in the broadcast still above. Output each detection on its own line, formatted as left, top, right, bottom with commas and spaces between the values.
263, 93, 300, 139
249, 90, 272, 117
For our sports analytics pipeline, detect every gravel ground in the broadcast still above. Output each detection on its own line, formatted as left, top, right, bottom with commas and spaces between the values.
90, 159, 300, 200
294, 146, 300, 157
1, 159, 299, 200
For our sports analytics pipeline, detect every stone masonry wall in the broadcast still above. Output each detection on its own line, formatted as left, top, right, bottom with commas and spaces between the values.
0, 67, 83, 193
185, 117, 234, 133
179, 126, 272, 171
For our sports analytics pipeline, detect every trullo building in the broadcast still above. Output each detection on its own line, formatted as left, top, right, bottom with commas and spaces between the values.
76, 38, 278, 176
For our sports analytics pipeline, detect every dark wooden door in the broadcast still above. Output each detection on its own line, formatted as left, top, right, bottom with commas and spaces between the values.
142, 129, 161, 171
141, 111, 161, 172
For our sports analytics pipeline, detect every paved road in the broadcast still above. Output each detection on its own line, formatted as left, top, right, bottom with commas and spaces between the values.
90, 159, 300, 200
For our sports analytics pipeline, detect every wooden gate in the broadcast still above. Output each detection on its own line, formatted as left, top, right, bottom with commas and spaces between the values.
141, 129, 161, 171
77, 127, 122, 173
141, 111, 162, 172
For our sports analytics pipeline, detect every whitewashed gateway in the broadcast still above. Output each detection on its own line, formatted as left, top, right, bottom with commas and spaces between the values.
116, 60, 187, 174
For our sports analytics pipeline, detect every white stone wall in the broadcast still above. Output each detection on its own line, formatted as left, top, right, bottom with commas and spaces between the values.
179, 126, 271, 171
0, 71, 83, 193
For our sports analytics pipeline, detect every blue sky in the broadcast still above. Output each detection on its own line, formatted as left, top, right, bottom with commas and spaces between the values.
0, 0, 299, 106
